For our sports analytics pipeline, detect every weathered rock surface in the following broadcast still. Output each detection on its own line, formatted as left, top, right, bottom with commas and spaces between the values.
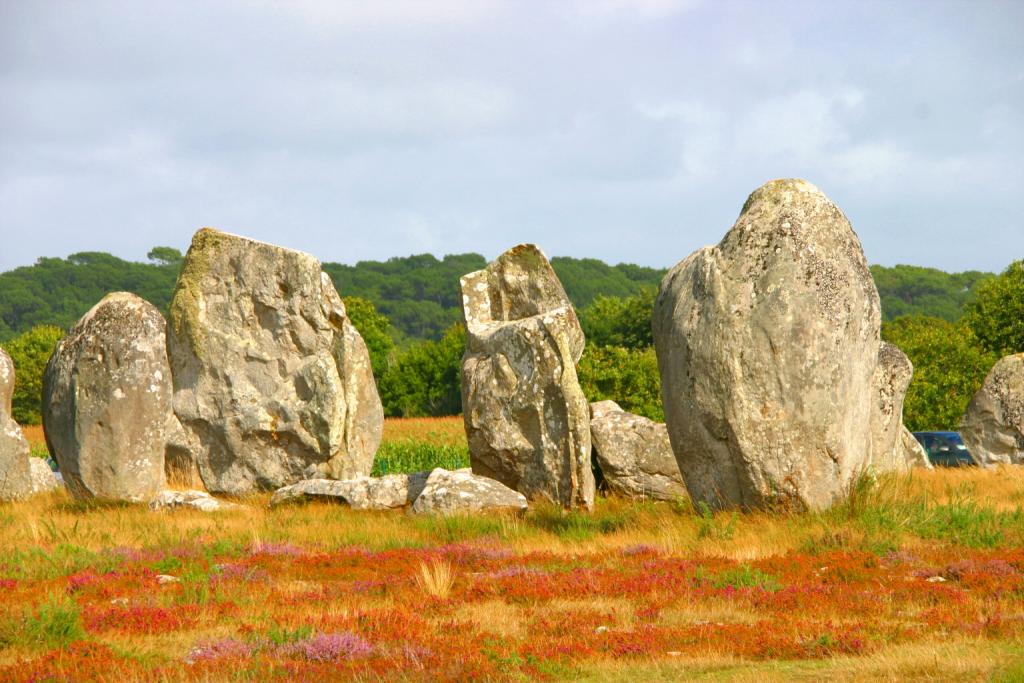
410, 468, 528, 515
653, 179, 881, 511
269, 473, 428, 509
868, 342, 915, 473
0, 348, 32, 501
29, 458, 60, 494
149, 489, 240, 512
900, 427, 932, 469
589, 401, 687, 501
961, 353, 1024, 466
167, 228, 384, 495
42, 293, 171, 501
460, 244, 594, 509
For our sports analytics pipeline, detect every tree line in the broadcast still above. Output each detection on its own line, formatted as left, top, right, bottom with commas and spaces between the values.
2, 246, 1020, 432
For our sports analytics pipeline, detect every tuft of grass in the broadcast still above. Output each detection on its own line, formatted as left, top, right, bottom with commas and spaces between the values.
530, 505, 636, 541
371, 440, 469, 476
696, 564, 782, 591
2, 597, 84, 649
266, 622, 314, 646
415, 559, 454, 599
695, 501, 738, 540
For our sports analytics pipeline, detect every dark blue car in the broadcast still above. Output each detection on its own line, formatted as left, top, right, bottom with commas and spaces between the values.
912, 432, 976, 467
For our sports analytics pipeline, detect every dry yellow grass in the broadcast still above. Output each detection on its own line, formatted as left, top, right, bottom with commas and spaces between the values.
575, 637, 1024, 682
20, 423, 45, 448
415, 559, 455, 599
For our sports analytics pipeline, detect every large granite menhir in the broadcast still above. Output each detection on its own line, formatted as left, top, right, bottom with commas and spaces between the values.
167, 228, 384, 495
43, 293, 171, 501
961, 353, 1024, 466
653, 179, 881, 511
0, 347, 32, 501
460, 244, 594, 509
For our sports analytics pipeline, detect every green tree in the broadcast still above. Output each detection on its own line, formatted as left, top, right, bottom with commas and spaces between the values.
963, 260, 1024, 356
579, 288, 655, 349
146, 246, 184, 266
4, 325, 64, 424
881, 316, 997, 431
378, 324, 465, 417
577, 345, 663, 421
342, 296, 395, 382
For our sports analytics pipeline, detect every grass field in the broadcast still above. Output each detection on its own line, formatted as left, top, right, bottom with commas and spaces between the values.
2, 420, 1023, 681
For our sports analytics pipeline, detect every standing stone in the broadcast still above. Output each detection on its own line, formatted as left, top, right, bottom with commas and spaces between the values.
961, 353, 1024, 466
868, 342, 915, 473
589, 401, 686, 501
167, 228, 383, 495
0, 348, 32, 501
42, 293, 170, 501
653, 179, 881, 511
460, 244, 594, 509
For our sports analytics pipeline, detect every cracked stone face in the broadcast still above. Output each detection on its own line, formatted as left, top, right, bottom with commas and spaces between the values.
961, 353, 1024, 466
43, 292, 171, 501
460, 244, 594, 510
653, 179, 881, 511
0, 347, 32, 501
166, 228, 383, 495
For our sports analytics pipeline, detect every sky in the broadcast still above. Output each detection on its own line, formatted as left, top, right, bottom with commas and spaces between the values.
1, 0, 1022, 274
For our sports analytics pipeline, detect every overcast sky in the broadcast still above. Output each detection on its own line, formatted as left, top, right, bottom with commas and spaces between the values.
1, 0, 1022, 274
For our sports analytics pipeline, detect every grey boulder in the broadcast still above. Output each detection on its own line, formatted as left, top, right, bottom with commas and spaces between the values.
29, 458, 60, 494
410, 467, 528, 515
0, 348, 32, 501
653, 179, 881, 511
867, 342, 915, 473
460, 244, 594, 509
167, 228, 384, 495
269, 473, 427, 509
589, 401, 687, 501
961, 353, 1024, 466
42, 293, 171, 501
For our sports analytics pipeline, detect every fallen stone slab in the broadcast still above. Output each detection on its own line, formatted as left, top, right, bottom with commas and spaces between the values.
269, 473, 428, 509
149, 489, 241, 512
410, 468, 528, 515
589, 401, 687, 502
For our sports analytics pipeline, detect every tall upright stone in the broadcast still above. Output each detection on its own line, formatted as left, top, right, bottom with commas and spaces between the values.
961, 353, 1024, 466
653, 179, 881, 511
167, 228, 383, 495
0, 347, 32, 501
460, 244, 594, 509
42, 293, 171, 501
868, 342, 915, 473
